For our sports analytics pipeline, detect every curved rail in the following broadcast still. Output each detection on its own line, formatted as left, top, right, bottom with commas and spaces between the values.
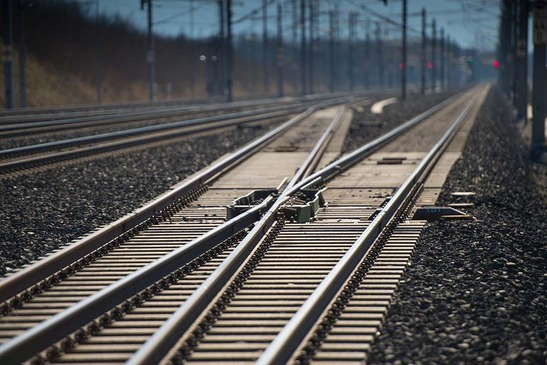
257, 94, 479, 365
0, 101, 349, 364
0, 90, 473, 364
0, 103, 324, 306
126, 91, 470, 365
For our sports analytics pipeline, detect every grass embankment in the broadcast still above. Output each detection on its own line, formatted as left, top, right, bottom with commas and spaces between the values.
0, 1, 211, 108
0, 44, 100, 107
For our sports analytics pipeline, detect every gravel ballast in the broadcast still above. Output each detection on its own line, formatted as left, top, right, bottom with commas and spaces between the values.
0, 93, 456, 277
343, 91, 457, 153
0, 110, 238, 150
368, 88, 547, 364
0, 123, 275, 276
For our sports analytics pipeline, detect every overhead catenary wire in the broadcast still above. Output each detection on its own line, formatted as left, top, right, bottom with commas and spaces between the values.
346, 0, 420, 35
153, 2, 205, 25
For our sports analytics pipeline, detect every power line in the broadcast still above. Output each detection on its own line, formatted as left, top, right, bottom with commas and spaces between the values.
346, 0, 420, 34
233, 0, 276, 24
154, 3, 203, 25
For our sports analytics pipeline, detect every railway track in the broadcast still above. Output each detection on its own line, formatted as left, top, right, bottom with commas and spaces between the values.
0, 101, 355, 359
0, 94, 240, 123
0, 86, 488, 364
0, 95, 368, 176
0, 91, 384, 125
0, 93, 362, 138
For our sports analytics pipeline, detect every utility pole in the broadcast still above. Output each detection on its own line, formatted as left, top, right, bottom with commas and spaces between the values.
16, 0, 27, 107
251, 41, 257, 94
446, 35, 451, 89
189, 0, 195, 98
440, 28, 445, 91
262, 0, 269, 94
376, 22, 384, 88
226, 0, 233, 101
94, 0, 102, 104
308, 0, 315, 94
516, 0, 529, 122
500, 0, 511, 96
431, 19, 436, 92
453, 40, 459, 87
446, 33, 450, 86
2, 0, 14, 109
217, 0, 224, 96
401, 0, 407, 99
364, 20, 370, 89
334, 4, 340, 89
348, 12, 357, 91
329, 10, 335, 93
292, 0, 298, 94
532, 0, 546, 159
141, 0, 155, 101
446, 34, 451, 88
512, 0, 518, 104
450, 39, 455, 87
300, 0, 307, 95
276, 1, 284, 97
250, 16, 257, 94
421, 8, 426, 95
314, 0, 320, 92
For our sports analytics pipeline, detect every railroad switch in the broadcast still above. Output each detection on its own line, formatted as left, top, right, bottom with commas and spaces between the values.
226, 189, 277, 220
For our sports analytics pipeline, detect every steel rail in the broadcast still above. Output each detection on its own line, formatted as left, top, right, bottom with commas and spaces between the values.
0, 103, 325, 306
0, 95, 225, 120
285, 105, 346, 190
0, 95, 293, 125
257, 94, 480, 365
0, 91, 361, 125
0, 93, 308, 122
297, 89, 464, 185
0, 93, 352, 136
0, 106, 232, 136
0, 97, 364, 174
0, 96, 354, 160
0, 97, 249, 126
125, 90, 471, 365
0, 91, 357, 120
0, 99, 348, 364
0, 105, 164, 126
0, 198, 274, 365
0, 101, 289, 136
0, 103, 313, 159
0, 110, 292, 174
126, 104, 350, 365
0, 90, 463, 364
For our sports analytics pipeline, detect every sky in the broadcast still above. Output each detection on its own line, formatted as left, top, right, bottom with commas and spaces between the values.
93, 0, 501, 50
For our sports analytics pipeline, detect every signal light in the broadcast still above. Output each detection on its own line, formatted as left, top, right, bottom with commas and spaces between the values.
427, 61, 433, 69
493, 60, 500, 69
399, 62, 405, 70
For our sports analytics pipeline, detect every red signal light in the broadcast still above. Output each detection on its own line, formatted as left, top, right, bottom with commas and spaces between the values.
427, 61, 433, 69
399, 62, 404, 70
493, 60, 500, 69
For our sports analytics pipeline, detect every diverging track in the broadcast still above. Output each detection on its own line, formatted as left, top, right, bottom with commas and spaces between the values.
0, 86, 489, 364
